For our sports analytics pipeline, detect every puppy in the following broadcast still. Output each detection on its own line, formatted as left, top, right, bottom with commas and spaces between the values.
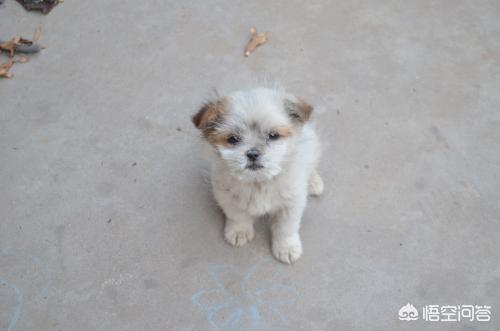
192, 87, 323, 264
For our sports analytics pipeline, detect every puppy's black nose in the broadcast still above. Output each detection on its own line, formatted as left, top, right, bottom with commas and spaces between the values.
246, 149, 260, 161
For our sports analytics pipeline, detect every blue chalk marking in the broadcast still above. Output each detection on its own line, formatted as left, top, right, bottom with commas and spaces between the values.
1, 248, 53, 331
0, 277, 24, 331
191, 288, 229, 309
255, 284, 299, 323
208, 265, 237, 289
248, 305, 261, 330
1, 248, 53, 298
207, 302, 236, 330
191, 257, 298, 331
225, 307, 242, 330
240, 257, 271, 293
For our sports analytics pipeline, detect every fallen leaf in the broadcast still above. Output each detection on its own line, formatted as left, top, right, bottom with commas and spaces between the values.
1, 59, 13, 69
17, 37, 33, 45
0, 67, 13, 78
0, 26, 44, 78
32, 24, 43, 43
1, 36, 34, 56
244, 27, 268, 57
14, 55, 29, 63
0, 40, 18, 57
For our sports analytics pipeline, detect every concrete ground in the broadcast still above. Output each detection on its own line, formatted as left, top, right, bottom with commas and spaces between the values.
1, 0, 499, 330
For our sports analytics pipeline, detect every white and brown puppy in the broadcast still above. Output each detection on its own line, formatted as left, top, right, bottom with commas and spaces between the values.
192, 87, 323, 264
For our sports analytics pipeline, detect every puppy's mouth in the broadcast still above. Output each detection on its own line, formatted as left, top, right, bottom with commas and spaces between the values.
246, 163, 264, 170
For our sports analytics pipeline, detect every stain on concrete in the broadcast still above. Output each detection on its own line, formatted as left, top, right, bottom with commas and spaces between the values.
143, 278, 159, 289
97, 182, 115, 196
430, 125, 450, 149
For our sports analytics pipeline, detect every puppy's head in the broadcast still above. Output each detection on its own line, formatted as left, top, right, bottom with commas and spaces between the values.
192, 88, 313, 181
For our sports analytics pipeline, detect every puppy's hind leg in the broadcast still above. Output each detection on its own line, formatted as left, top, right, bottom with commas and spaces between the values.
308, 170, 324, 196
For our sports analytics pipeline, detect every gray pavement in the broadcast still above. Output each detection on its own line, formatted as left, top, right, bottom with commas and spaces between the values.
1, 0, 499, 330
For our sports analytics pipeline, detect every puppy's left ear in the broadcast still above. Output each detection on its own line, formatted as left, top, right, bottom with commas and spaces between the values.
284, 98, 313, 123
192, 98, 227, 134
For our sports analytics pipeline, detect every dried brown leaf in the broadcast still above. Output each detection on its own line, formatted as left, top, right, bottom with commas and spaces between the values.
244, 27, 268, 57
1, 59, 14, 69
14, 55, 29, 63
0, 34, 38, 57
32, 24, 43, 43
17, 37, 33, 45
0, 27, 44, 79
0, 40, 17, 57
0, 67, 13, 78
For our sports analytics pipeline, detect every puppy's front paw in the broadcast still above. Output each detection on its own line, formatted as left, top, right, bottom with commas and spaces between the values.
272, 235, 303, 264
224, 222, 255, 247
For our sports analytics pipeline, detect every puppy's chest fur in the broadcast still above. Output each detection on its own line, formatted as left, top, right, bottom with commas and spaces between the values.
213, 174, 296, 217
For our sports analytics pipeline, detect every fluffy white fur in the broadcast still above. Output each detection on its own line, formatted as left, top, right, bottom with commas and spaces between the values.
194, 87, 323, 264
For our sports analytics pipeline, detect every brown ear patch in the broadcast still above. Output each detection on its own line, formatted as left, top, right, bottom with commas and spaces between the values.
284, 98, 313, 123
274, 125, 295, 138
192, 98, 228, 137
207, 131, 237, 147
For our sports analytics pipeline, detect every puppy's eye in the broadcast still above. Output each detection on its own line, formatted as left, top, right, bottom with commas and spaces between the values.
227, 135, 240, 145
268, 132, 280, 140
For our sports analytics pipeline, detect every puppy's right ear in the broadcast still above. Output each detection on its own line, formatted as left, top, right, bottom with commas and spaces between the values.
192, 98, 227, 134
284, 98, 313, 123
